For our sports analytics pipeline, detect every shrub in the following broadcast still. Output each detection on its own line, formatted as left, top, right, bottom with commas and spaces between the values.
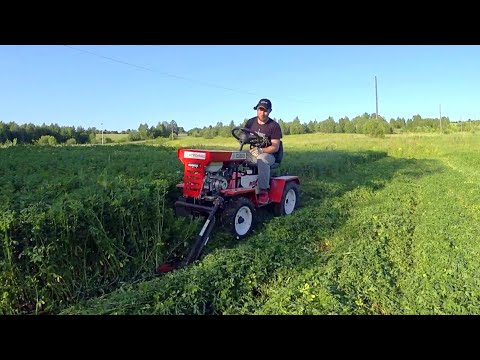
35, 135, 58, 146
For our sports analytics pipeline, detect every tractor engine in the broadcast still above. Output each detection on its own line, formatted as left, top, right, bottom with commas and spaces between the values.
177, 148, 255, 200
203, 162, 229, 195
203, 175, 228, 193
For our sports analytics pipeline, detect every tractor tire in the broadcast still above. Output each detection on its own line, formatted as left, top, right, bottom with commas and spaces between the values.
273, 181, 299, 216
221, 197, 256, 240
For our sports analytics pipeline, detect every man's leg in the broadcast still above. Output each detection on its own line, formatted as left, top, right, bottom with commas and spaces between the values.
257, 153, 275, 190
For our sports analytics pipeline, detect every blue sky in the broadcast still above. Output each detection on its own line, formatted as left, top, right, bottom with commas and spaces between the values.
1, 45, 479, 131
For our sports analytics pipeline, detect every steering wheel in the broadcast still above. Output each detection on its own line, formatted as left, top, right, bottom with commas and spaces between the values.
231, 127, 264, 146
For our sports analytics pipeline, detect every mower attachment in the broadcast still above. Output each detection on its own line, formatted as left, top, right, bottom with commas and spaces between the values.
156, 197, 223, 274
182, 196, 223, 266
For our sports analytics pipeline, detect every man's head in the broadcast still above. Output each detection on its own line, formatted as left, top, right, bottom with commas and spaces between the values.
254, 98, 272, 112
254, 98, 272, 122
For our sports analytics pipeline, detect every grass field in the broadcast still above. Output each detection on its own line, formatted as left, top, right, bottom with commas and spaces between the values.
2, 132, 480, 314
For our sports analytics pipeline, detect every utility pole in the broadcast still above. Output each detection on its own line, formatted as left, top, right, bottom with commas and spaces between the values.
375, 76, 378, 119
101, 122, 104, 144
439, 105, 442, 133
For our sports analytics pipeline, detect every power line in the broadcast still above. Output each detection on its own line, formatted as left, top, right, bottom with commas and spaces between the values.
64, 45, 156, 73
63, 45, 314, 105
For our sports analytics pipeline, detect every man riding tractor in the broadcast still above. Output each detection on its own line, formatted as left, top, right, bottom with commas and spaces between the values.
161, 126, 299, 272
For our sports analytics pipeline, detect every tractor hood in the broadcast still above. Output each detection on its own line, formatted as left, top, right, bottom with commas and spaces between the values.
177, 149, 247, 166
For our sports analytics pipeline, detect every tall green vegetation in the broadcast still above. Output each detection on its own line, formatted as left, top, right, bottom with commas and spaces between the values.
0, 145, 197, 314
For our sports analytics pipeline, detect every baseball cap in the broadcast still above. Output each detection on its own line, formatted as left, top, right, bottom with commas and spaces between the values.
253, 98, 272, 111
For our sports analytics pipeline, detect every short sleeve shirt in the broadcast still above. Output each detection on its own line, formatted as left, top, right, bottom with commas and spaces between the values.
244, 117, 282, 148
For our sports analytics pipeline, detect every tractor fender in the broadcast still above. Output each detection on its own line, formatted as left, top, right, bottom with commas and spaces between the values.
269, 176, 300, 203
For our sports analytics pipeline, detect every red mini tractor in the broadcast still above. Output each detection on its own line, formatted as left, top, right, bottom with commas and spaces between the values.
157, 127, 300, 273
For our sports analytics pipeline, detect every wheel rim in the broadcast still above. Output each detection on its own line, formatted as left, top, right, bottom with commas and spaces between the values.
284, 189, 297, 214
235, 206, 253, 236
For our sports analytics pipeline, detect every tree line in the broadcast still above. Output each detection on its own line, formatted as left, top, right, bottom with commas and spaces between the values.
1, 113, 479, 147
186, 113, 480, 138
0, 122, 96, 146
0, 120, 186, 146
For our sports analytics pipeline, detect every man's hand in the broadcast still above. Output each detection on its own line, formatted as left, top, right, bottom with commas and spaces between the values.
249, 146, 263, 157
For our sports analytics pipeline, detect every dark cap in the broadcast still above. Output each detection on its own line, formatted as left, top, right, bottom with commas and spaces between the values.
253, 98, 272, 111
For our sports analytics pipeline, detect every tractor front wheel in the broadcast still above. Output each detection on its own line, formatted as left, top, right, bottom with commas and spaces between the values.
221, 197, 256, 239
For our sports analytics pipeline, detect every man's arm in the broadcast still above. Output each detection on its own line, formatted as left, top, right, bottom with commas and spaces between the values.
261, 122, 282, 154
262, 138, 280, 154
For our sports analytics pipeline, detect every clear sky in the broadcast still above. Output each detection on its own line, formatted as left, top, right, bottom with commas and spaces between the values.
1, 45, 479, 132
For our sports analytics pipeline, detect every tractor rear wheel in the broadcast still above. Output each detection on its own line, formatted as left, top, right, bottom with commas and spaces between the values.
273, 181, 299, 216
221, 197, 256, 239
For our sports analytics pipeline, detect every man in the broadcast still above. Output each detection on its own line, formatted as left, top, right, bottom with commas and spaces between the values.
244, 98, 283, 204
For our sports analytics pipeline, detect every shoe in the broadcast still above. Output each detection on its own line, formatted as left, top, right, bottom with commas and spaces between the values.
258, 190, 269, 204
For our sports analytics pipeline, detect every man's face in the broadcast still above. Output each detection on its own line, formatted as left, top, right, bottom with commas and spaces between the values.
257, 107, 269, 122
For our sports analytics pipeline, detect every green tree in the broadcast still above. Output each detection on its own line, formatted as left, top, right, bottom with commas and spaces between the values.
364, 118, 385, 138
289, 117, 305, 134
318, 117, 336, 133
278, 119, 289, 135
128, 131, 142, 142
307, 120, 318, 133
138, 123, 149, 140
35, 135, 58, 146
